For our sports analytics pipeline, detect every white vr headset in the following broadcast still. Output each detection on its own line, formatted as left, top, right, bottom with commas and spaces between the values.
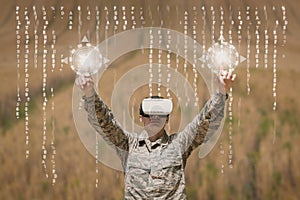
142, 98, 173, 115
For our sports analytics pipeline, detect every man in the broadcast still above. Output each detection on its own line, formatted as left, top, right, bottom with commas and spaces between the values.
76, 69, 236, 199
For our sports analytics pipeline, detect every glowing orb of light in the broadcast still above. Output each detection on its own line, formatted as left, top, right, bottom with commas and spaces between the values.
70, 45, 109, 75
206, 40, 239, 73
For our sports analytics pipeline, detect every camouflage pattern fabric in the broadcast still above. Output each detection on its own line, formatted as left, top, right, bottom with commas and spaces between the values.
84, 92, 226, 199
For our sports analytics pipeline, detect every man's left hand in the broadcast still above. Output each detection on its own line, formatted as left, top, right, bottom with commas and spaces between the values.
217, 69, 236, 94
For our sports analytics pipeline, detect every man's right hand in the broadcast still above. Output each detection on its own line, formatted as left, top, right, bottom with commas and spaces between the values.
75, 75, 95, 97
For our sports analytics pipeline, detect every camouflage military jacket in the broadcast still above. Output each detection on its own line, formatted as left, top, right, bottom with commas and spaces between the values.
84, 92, 226, 199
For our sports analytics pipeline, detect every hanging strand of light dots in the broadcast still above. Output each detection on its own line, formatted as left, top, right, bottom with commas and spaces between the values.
86, 6, 91, 39
165, 6, 170, 99
255, 7, 261, 68
222, 5, 234, 170
210, 6, 215, 92
220, 6, 224, 37
119, 6, 127, 130
24, 7, 30, 159
149, 28, 153, 96
158, 28, 162, 97
87, 6, 91, 21
68, 10, 73, 30
78, 6, 82, 43
33, 6, 39, 69
139, 7, 145, 54
272, 5, 280, 143
219, 5, 230, 174
201, 5, 206, 70
59, 6, 65, 65
50, 29, 57, 185
15, 4, 288, 185
273, 6, 278, 112
264, 6, 269, 69
122, 6, 127, 31
279, 6, 287, 119
174, 5, 180, 98
60, 6, 64, 20
246, 6, 251, 95
192, 6, 199, 107
148, 5, 154, 97
15, 6, 21, 121
131, 6, 136, 30
211, 6, 215, 44
218, 5, 225, 174
166, 29, 172, 99
42, 5, 49, 178
95, 6, 100, 44
96, 6, 100, 44
237, 9, 242, 47
51, 30, 56, 72
228, 5, 233, 45
104, 6, 109, 66
184, 10, 190, 106
281, 5, 287, 46
113, 6, 118, 36
50, 87, 57, 185
95, 6, 100, 188
228, 5, 235, 170
157, 5, 162, 97
131, 6, 137, 132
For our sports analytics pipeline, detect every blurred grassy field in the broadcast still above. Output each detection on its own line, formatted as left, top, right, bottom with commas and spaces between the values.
1, 0, 300, 199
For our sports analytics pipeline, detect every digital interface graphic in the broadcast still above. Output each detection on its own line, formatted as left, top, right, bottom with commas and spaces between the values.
5, 0, 299, 199
15, 1, 287, 180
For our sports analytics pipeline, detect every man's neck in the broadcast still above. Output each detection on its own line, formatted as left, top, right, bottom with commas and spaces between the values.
148, 129, 165, 142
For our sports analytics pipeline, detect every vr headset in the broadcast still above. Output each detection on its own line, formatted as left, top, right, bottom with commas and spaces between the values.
142, 98, 173, 116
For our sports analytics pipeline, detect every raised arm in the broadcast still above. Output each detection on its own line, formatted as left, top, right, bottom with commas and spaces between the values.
177, 69, 236, 158
76, 75, 130, 152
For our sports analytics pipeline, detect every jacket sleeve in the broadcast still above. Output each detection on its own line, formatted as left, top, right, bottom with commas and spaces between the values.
177, 93, 227, 159
83, 91, 130, 152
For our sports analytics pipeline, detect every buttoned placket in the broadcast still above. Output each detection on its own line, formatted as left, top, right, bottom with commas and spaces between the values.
144, 138, 159, 191
136, 131, 170, 193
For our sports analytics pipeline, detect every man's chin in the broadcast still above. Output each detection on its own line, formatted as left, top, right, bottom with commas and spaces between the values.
145, 127, 163, 136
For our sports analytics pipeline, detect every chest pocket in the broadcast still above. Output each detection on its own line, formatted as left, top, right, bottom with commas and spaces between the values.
150, 144, 184, 191
125, 146, 151, 191
153, 152, 182, 170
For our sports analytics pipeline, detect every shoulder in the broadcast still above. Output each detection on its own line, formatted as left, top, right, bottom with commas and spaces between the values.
168, 132, 180, 142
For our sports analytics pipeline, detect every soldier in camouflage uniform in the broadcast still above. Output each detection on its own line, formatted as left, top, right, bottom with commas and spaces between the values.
76, 70, 236, 199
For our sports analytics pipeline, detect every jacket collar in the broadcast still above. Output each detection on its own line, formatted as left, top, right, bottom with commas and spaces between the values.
138, 130, 169, 147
